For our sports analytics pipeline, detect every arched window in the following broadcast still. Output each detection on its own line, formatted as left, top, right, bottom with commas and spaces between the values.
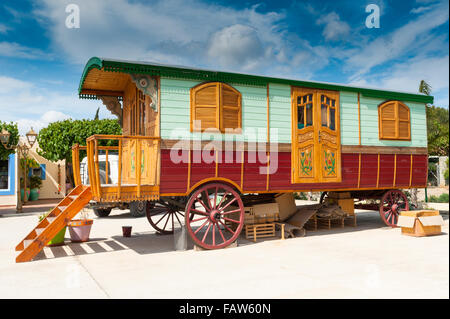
190, 82, 241, 133
378, 101, 411, 140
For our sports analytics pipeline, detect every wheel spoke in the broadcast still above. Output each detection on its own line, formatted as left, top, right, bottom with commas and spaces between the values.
221, 208, 241, 215
154, 211, 170, 225
190, 208, 209, 216
212, 224, 215, 246
223, 217, 240, 224
162, 212, 171, 231
202, 223, 212, 243
217, 225, 226, 244
213, 187, 218, 209
194, 219, 209, 235
220, 197, 237, 212
191, 216, 208, 223
197, 196, 210, 212
218, 220, 235, 236
216, 191, 229, 209
174, 211, 183, 225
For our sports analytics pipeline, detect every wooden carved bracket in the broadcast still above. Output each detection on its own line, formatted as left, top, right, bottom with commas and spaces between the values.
130, 74, 158, 112
99, 96, 123, 125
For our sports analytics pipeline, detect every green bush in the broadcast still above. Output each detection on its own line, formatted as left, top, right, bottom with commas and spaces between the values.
29, 175, 42, 189
428, 193, 449, 203
294, 192, 308, 200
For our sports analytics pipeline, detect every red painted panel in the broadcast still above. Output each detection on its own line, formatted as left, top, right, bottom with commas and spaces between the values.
378, 154, 395, 187
411, 154, 427, 186
359, 154, 378, 188
217, 151, 242, 188
395, 155, 411, 187
243, 151, 267, 191
159, 149, 189, 193
267, 152, 359, 191
190, 150, 215, 188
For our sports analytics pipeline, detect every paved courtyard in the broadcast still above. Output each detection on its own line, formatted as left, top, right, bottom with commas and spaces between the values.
0, 202, 448, 299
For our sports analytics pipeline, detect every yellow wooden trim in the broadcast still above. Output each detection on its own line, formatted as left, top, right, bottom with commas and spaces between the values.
266, 83, 270, 191
393, 153, 397, 187
357, 153, 361, 188
240, 151, 244, 189
136, 139, 141, 197
188, 177, 243, 195
187, 149, 191, 192
266, 152, 270, 191
376, 153, 380, 188
118, 139, 122, 198
358, 93, 361, 145
409, 154, 413, 187
215, 150, 218, 178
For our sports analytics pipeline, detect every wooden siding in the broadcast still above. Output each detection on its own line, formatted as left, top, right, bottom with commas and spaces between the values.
360, 96, 427, 147
159, 149, 427, 195
160, 78, 267, 142
160, 78, 427, 148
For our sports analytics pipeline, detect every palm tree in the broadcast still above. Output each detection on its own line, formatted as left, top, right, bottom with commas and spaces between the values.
419, 80, 432, 96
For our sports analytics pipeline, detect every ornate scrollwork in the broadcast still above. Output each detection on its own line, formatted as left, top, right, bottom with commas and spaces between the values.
130, 74, 158, 112
99, 96, 123, 125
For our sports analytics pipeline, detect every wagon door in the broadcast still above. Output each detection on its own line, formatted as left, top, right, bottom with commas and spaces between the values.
291, 88, 341, 184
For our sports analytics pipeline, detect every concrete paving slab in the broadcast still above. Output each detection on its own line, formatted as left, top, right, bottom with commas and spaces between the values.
0, 207, 448, 299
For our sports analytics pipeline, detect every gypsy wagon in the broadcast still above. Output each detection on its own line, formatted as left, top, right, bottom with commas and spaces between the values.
15, 57, 432, 262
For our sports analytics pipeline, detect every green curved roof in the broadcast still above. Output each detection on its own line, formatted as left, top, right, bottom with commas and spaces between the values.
79, 56, 434, 104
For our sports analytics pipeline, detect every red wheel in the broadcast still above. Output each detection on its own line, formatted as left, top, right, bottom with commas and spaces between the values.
185, 183, 244, 250
146, 200, 185, 235
379, 190, 409, 227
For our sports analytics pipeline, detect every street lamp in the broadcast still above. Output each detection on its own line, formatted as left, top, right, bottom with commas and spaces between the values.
0, 127, 37, 213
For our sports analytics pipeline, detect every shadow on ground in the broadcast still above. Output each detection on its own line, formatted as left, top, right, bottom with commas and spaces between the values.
30, 210, 448, 262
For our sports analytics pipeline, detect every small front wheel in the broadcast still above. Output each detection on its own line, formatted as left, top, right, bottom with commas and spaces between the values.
129, 201, 147, 217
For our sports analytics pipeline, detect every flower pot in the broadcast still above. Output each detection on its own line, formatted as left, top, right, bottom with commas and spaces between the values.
29, 188, 40, 201
47, 226, 67, 246
68, 219, 93, 243
122, 226, 132, 237
20, 188, 30, 201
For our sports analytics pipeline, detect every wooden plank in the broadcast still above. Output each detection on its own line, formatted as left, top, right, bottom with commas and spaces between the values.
342, 145, 427, 155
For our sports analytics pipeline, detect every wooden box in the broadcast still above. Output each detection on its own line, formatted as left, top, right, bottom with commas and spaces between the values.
397, 210, 444, 237
245, 223, 276, 242
275, 193, 298, 221
337, 198, 354, 215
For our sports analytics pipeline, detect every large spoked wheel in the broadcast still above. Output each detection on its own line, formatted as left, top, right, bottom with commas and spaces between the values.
379, 190, 409, 227
146, 200, 185, 235
185, 183, 245, 250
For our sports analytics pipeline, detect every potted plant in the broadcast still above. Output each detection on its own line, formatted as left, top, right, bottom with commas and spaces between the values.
38, 210, 67, 246
68, 209, 93, 242
29, 175, 42, 201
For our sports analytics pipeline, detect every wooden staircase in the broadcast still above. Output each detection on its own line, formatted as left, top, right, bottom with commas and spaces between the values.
15, 185, 92, 263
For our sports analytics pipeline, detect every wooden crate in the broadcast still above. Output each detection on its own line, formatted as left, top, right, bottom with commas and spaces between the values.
398, 210, 444, 237
344, 214, 357, 227
303, 214, 318, 231
245, 223, 276, 242
317, 216, 345, 229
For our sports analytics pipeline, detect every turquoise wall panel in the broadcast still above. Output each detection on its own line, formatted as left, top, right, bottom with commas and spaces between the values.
160, 78, 427, 148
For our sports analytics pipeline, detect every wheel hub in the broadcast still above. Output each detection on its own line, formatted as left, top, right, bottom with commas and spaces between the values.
391, 203, 399, 212
209, 210, 221, 223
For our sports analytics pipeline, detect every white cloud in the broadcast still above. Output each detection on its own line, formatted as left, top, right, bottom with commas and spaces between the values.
349, 55, 449, 108
0, 41, 51, 60
345, 0, 449, 80
207, 24, 264, 70
0, 75, 115, 134
316, 12, 350, 41
0, 24, 11, 34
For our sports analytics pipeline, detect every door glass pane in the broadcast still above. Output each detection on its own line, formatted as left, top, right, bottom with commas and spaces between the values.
321, 104, 328, 127
329, 108, 335, 130
297, 105, 305, 129
306, 103, 312, 126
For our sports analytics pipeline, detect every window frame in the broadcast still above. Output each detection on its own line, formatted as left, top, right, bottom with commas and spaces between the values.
378, 100, 411, 141
190, 82, 242, 133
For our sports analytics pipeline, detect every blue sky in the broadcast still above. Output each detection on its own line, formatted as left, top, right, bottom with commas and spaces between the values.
0, 0, 448, 134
